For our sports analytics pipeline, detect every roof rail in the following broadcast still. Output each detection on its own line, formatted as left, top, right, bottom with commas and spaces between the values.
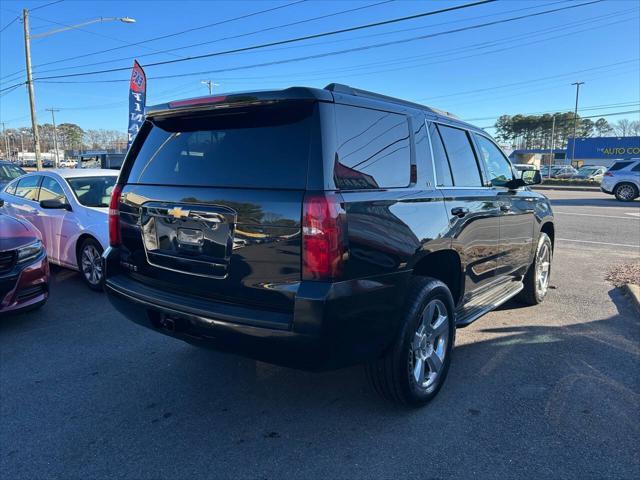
324, 83, 459, 120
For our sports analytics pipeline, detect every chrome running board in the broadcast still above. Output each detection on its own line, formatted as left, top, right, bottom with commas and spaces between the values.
455, 279, 523, 328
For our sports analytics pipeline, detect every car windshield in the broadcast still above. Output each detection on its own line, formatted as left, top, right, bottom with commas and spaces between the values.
578, 167, 599, 175
66, 176, 116, 207
0, 163, 24, 182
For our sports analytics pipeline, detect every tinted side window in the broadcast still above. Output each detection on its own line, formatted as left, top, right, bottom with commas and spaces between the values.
473, 134, 513, 187
438, 125, 483, 187
39, 177, 67, 202
334, 105, 410, 189
631, 162, 640, 172
609, 161, 631, 171
15, 175, 41, 201
428, 122, 453, 187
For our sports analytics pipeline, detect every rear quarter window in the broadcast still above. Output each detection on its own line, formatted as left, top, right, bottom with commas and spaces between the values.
126, 102, 317, 189
333, 104, 411, 190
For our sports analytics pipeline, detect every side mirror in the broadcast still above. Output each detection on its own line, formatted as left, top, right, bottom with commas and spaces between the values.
505, 170, 541, 189
40, 198, 72, 211
522, 169, 542, 186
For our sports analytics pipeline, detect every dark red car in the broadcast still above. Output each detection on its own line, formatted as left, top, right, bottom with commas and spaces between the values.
0, 207, 49, 315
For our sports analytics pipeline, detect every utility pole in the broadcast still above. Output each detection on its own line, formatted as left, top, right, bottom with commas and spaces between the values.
23, 9, 42, 171
570, 81, 584, 166
46, 108, 61, 167
548, 115, 556, 179
1, 122, 8, 160
201, 80, 219, 95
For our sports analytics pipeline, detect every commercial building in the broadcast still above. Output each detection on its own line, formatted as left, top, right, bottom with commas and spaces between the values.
509, 136, 640, 168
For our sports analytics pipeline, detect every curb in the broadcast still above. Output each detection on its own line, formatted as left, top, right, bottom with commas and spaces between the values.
621, 284, 640, 313
533, 185, 601, 192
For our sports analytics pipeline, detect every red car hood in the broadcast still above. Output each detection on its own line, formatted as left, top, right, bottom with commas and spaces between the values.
0, 214, 40, 251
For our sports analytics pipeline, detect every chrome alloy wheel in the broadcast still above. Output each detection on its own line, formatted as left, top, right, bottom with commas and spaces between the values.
536, 241, 551, 297
616, 184, 636, 201
409, 299, 450, 391
81, 244, 103, 286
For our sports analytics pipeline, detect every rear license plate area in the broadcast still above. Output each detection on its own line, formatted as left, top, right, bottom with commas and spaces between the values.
139, 202, 237, 278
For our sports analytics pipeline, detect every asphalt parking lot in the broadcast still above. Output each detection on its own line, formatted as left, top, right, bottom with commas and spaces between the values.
1, 189, 639, 480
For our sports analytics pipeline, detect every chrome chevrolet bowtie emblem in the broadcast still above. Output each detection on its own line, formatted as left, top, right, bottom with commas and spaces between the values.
167, 207, 190, 219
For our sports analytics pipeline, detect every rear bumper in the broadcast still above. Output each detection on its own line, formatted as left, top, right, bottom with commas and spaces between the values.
0, 252, 49, 315
105, 269, 407, 370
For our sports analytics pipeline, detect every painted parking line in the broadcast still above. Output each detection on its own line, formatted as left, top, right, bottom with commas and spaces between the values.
557, 238, 640, 248
553, 211, 640, 220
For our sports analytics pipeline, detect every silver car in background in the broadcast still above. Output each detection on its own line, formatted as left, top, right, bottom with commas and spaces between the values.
600, 160, 640, 201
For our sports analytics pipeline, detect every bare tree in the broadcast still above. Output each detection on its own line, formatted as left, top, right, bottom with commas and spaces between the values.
613, 119, 633, 137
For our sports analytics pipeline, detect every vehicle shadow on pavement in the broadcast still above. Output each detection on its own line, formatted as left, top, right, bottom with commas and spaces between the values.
2, 277, 639, 478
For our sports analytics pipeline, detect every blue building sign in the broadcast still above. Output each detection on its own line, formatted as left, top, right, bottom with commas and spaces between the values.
567, 136, 640, 160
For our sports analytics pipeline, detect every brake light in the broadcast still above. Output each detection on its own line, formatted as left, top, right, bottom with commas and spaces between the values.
109, 184, 123, 247
302, 192, 346, 281
169, 96, 227, 108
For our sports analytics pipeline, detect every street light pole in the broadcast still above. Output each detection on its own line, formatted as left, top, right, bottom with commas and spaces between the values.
21, 13, 135, 172
1, 122, 9, 159
23, 9, 43, 171
570, 81, 584, 166
548, 115, 556, 179
47, 108, 61, 167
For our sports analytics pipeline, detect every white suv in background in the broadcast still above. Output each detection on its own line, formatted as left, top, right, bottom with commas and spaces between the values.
601, 160, 640, 201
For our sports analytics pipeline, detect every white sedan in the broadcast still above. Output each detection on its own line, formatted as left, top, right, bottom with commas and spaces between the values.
0, 169, 118, 290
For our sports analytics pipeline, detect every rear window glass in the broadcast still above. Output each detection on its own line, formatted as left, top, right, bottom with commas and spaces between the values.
334, 105, 410, 190
609, 161, 631, 171
67, 176, 116, 207
126, 102, 316, 189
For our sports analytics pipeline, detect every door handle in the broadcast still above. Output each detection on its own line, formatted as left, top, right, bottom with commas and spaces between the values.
500, 204, 511, 213
451, 207, 469, 218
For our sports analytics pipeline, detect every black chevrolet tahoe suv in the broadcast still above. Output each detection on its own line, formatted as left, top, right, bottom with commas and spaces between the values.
104, 84, 554, 405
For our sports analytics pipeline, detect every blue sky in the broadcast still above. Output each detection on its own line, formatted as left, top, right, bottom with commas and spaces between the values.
1, 0, 639, 133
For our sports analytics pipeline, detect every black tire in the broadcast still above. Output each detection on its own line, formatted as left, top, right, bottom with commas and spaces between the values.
517, 232, 552, 306
613, 182, 639, 202
77, 237, 104, 291
365, 277, 456, 406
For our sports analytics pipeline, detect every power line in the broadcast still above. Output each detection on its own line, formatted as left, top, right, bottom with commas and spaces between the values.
31, 0, 65, 12
31, 0, 605, 84
127, 8, 631, 86
21, 0, 397, 78
0, 15, 19, 34
419, 59, 639, 103
1, 0, 308, 81
33, 0, 502, 80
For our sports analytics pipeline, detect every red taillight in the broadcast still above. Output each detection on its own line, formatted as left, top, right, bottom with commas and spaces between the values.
302, 192, 346, 281
604, 171, 613, 177
168, 96, 227, 108
109, 184, 123, 247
